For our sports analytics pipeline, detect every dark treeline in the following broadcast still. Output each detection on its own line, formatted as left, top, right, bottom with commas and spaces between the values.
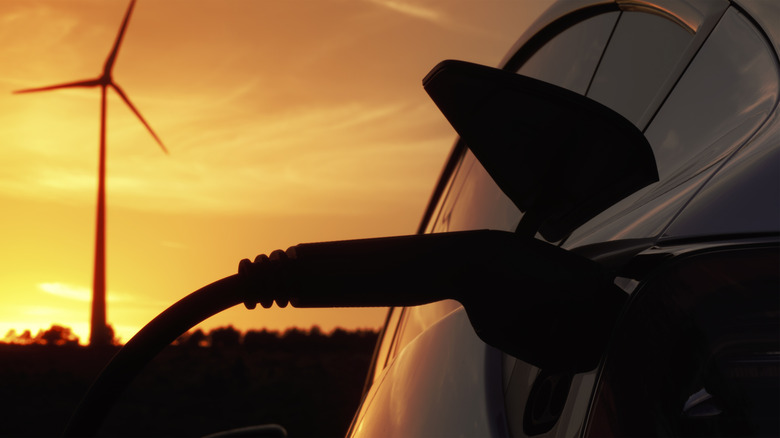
0, 325, 379, 438
174, 325, 379, 351
2, 323, 377, 350
3, 324, 87, 346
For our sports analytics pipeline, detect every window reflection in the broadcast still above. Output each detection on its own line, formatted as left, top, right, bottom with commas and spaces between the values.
587, 12, 692, 125
644, 9, 778, 182
371, 307, 402, 383
433, 150, 521, 233
391, 300, 462, 359
518, 12, 618, 94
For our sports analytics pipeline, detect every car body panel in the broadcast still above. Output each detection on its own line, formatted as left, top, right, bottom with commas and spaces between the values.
349, 308, 507, 438
615, 0, 728, 32
663, 112, 780, 239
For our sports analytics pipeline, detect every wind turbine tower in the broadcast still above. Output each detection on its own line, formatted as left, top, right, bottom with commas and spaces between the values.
15, 0, 167, 347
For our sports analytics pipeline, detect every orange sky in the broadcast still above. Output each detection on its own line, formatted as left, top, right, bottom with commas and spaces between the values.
0, 0, 549, 344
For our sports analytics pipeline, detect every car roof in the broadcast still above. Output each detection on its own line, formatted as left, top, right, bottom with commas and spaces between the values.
737, 0, 780, 54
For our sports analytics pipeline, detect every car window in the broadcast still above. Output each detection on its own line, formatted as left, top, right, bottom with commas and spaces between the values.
587, 12, 693, 126
643, 8, 778, 182
564, 7, 779, 246
424, 147, 471, 234
517, 12, 619, 94
431, 149, 521, 233
368, 307, 402, 384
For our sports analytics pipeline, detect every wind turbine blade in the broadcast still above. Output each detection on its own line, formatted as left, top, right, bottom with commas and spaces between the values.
110, 83, 168, 154
103, 0, 137, 75
13, 78, 101, 94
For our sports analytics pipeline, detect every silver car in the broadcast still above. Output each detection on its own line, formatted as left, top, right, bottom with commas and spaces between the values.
349, 1, 779, 436
69, 0, 779, 436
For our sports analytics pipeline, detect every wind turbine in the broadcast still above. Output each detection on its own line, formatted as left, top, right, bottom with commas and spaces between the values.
14, 0, 167, 347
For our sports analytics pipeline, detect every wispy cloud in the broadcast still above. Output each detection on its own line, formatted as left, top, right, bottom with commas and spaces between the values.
39, 282, 91, 302
362, 0, 503, 38
365, 0, 443, 23
0, 98, 449, 218
38, 282, 131, 303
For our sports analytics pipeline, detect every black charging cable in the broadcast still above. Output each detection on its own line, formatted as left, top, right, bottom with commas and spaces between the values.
64, 229, 624, 436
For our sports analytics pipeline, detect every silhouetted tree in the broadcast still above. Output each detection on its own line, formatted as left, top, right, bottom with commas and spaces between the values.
18, 329, 33, 344
105, 324, 120, 346
330, 327, 350, 342
39, 324, 80, 346
184, 328, 207, 348
209, 326, 241, 348
327, 327, 378, 350
3, 329, 18, 344
281, 327, 309, 348
2, 329, 36, 345
243, 328, 280, 349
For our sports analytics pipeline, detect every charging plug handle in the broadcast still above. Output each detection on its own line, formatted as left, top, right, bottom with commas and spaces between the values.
237, 230, 626, 372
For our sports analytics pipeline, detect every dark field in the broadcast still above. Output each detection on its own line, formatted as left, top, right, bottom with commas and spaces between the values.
0, 328, 378, 437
